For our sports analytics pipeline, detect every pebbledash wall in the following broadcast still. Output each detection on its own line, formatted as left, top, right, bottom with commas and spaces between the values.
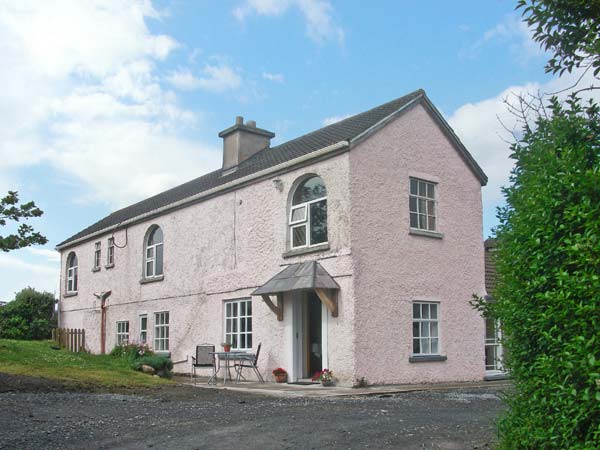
350, 103, 486, 384
59, 101, 486, 386
59, 154, 357, 382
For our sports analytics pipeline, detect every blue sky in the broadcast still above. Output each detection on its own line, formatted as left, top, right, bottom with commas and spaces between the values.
0, 0, 596, 302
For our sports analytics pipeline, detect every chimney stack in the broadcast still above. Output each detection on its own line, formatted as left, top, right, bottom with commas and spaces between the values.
219, 116, 275, 170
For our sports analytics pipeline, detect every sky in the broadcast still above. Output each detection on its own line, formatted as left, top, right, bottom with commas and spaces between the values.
0, 0, 598, 302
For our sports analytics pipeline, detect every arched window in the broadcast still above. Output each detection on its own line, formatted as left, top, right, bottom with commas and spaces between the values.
66, 253, 78, 293
144, 226, 164, 278
289, 175, 328, 248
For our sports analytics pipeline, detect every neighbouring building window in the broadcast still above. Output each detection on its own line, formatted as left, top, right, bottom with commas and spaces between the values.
485, 317, 503, 372
116, 321, 129, 345
289, 175, 327, 249
224, 299, 252, 350
154, 311, 169, 351
139, 314, 148, 344
412, 302, 440, 355
409, 178, 437, 231
66, 252, 78, 293
107, 237, 115, 266
144, 226, 164, 278
93, 242, 101, 270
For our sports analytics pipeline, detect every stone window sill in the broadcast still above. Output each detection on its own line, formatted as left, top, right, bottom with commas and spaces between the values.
140, 275, 164, 285
409, 355, 447, 363
282, 243, 330, 259
92, 267, 101, 273
63, 292, 78, 298
105, 263, 115, 270
409, 228, 444, 239
155, 351, 171, 358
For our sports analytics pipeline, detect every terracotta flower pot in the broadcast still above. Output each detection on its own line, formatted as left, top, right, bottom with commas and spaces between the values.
223, 345, 231, 353
274, 373, 287, 383
321, 380, 334, 387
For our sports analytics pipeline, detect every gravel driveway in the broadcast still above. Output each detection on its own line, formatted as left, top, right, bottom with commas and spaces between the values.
0, 374, 505, 450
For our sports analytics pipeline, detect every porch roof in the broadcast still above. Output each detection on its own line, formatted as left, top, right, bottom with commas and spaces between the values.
251, 261, 340, 296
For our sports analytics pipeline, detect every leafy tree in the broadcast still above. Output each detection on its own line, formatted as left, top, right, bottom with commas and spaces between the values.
490, 96, 600, 448
0, 191, 47, 252
517, 0, 600, 77
0, 288, 56, 340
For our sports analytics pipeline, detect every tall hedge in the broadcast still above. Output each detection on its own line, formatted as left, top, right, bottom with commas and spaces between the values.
493, 96, 600, 448
0, 287, 56, 340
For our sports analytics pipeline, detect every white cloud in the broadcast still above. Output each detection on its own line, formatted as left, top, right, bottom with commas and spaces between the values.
0, 252, 59, 302
27, 248, 61, 263
166, 68, 202, 90
322, 113, 353, 126
0, 0, 222, 208
233, 0, 344, 44
196, 64, 243, 93
448, 68, 600, 213
262, 72, 284, 83
460, 14, 543, 64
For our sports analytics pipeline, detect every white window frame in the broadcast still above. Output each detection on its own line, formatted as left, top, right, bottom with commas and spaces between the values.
107, 237, 115, 266
116, 321, 129, 346
93, 242, 101, 270
409, 178, 437, 232
144, 228, 163, 278
289, 195, 327, 250
139, 314, 148, 344
66, 254, 78, 293
412, 302, 441, 356
224, 298, 253, 351
154, 311, 169, 351
485, 317, 504, 372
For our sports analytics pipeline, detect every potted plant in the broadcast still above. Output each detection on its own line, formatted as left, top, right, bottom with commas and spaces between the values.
221, 341, 232, 353
312, 369, 334, 387
272, 367, 287, 383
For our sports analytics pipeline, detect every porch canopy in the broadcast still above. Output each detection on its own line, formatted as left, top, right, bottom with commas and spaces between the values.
252, 261, 340, 321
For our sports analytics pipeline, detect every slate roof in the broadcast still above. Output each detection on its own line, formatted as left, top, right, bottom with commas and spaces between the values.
58, 88, 486, 248
484, 238, 498, 296
252, 261, 340, 295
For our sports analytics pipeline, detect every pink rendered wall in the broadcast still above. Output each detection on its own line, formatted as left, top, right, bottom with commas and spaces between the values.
58, 155, 357, 381
349, 102, 486, 384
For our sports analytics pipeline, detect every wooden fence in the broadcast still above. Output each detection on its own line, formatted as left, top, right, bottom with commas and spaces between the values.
52, 328, 86, 352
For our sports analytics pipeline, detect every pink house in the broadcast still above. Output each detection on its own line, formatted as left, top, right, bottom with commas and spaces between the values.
56, 89, 490, 385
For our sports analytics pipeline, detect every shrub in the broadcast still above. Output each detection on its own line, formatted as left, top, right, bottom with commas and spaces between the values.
110, 343, 152, 360
132, 355, 173, 378
0, 288, 56, 339
491, 96, 600, 448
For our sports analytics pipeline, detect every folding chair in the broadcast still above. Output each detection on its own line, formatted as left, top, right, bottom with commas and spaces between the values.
191, 344, 215, 384
234, 343, 265, 383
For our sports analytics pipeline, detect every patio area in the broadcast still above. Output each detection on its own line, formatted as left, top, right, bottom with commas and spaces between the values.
178, 375, 511, 399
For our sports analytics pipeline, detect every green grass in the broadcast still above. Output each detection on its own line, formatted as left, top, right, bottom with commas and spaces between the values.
0, 339, 171, 388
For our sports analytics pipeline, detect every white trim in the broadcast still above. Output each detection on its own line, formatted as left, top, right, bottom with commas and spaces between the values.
289, 194, 328, 250
93, 242, 101, 270
56, 141, 350, 250
139, 314, 148, 344
223, 298, 253, 351
411, 301, 441, 356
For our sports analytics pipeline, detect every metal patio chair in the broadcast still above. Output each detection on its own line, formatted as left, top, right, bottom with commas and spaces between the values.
234, 343, 265, 383
191, 344, 215, 384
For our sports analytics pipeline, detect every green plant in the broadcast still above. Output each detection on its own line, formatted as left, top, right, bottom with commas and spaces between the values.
0, 288, 56, 339
490, 96, 600, 449
311, 369, 333, 383
132, 355, 173, 378
110, 343, 152, 361
0, 191, 47, 252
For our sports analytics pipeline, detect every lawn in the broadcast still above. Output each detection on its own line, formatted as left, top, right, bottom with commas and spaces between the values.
0, 339, 170, 388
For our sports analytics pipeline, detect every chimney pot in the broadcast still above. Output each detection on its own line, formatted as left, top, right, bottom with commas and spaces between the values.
235, 116, 244, 125
246, 120, 256, 128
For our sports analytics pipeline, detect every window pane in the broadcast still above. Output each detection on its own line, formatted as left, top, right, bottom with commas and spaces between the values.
247, 301, 252, 316
421, 338, 430, 354
428, 216, 436, 231
419, 181, 427, 196
410, 178, 418, 195
418, 214, 427, 229
431, 321, 438, 338
240, 302, 246, 316
293, 176, 327, 204
291, 206, 306, 223
292, 225, 307, 247
427, 183, 434, 199
226, 319, 231, 333
241, 318, 246, 332
413, 303, 420, 319
427, 200, 435, 216
430, 304, 438, 319
247, 318, 252, 332
232, 318, 238, 333
233, 303, 238, 317
146, 261, 153, 277
153, 227, 163, 244
146, 247, 154, 259
155, 244, 163, 275
240, 334, 246, 349
247, 334, 252, 348
310, 200, 327, 245
422, 323, 430, 337
413, 338, 420, 354
431, 338, 439, 354
413, 322, 420, 338
422, 304, 430, 319
410, 213, 418, 228
409, 196, 417, 213
418, 198, 426, 214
